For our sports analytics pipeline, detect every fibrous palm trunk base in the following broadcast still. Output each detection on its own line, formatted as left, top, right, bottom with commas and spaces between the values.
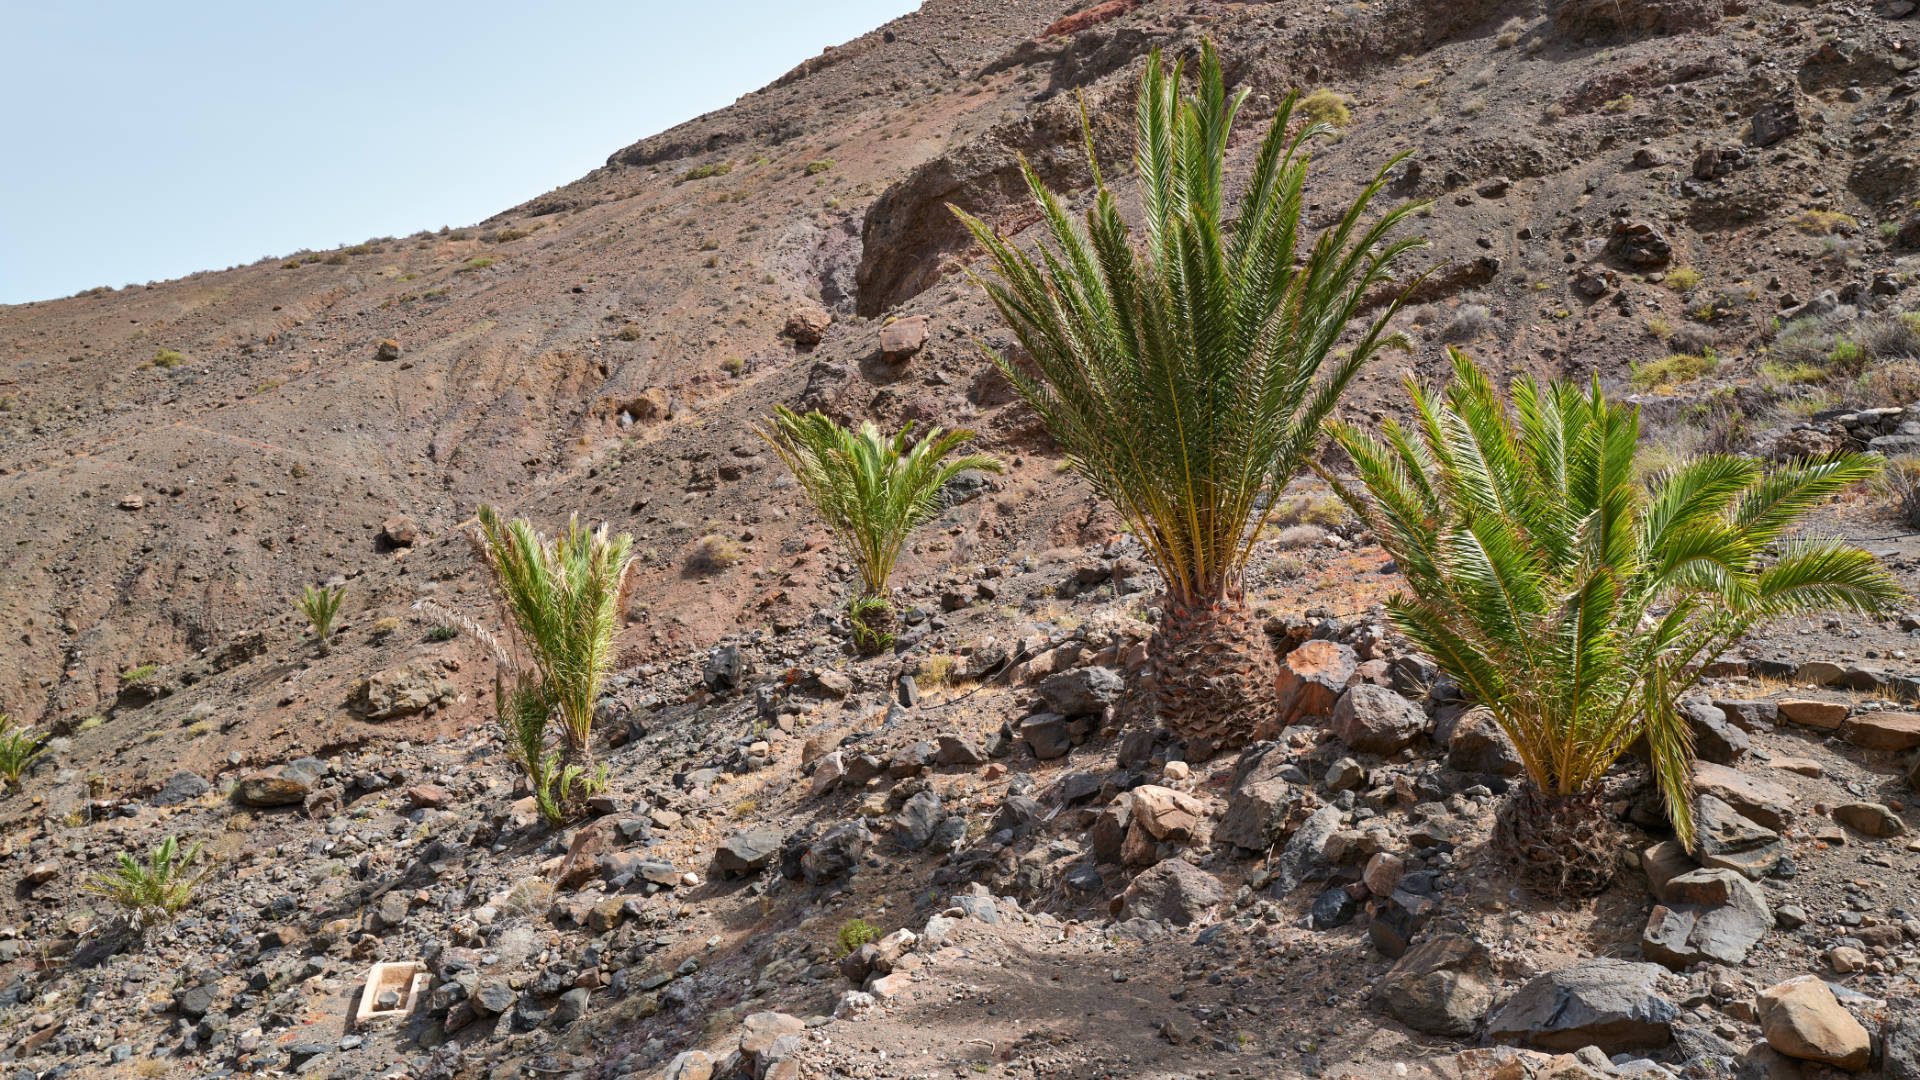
1151, 594, 1282, 760
1493, 782, 1621, 897
850, 599, 897, 657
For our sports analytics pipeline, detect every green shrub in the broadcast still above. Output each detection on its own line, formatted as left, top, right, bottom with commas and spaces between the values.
84, 836, 207, 930
458, 257, 494, 272
804, 160, 835, 175
151, 349, 185, 368
1299, 88, 1351, 128
0, 715, 49, 790
676, 162, 733, 184
1665, 267, 1701, 293
119, 663, 159, 684
426, 624, 459, 642
838, 917, 881, 953
1630, 349, 1719, 389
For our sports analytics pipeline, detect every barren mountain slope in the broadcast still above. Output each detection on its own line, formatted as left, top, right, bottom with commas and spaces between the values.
0, 1, 1918, 1079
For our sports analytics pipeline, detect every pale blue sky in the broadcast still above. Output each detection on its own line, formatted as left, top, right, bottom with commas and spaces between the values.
0, 1, 919, 305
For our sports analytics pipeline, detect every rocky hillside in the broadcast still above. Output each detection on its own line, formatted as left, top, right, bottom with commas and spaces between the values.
1, 0, 1919, 1078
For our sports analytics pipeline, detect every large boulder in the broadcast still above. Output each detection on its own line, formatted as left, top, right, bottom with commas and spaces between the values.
1274, 640, 1357, 724
1486, 958, 1677, 1053
1331, 684, 1427, 754
236, 758, 326, 807
799, 821, 870, 884
1841, 711, 1920, 752
878, 316, 929, 362
1128, 785, 1205, 843
784, 306, 831, 346
1270, 804, 1342, 896
1639, 868, 1774, 969
1756, 976, 1871, 1070
1679, 697, 1749, 765
1376, 933, 1495, 1036
1120, 860, 1224, 926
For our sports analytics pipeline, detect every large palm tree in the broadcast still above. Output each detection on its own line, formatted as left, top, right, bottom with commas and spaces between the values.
956, 42, 1428, 752
757, 407, 1001, 654
1325, 350, 1900, 894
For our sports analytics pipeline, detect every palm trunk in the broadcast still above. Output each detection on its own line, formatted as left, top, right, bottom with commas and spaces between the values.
850, 597, 896, 657
1492, 781, 1620, 897
1150, 591, 1281, 759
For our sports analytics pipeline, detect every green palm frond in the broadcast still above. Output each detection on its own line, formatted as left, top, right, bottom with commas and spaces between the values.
955, 40, 1429, 608
0, 713, 48, 790
1325, 348, 1902, 848
296, 584, 345, 652
756, 407, 1002, 601
474, 507, 635, 758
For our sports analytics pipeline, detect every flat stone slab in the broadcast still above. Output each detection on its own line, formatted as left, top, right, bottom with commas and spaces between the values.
1777, 699, 1848, 729
1691, 761, 1795, 831
1840, 711, 1920, 752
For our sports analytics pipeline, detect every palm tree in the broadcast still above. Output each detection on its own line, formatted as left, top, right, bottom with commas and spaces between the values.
84, 835, 207, 930
474, 507, 635, 771
296, 583, 344, 655
956, 42, 1428, 751
1324, 349, 1900, 894
757, 407, 1001, 655
0, 714, 48, 792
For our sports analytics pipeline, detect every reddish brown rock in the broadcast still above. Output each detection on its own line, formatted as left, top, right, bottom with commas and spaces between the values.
1777, 699, 1848, 729
1274, 640, 1357, 725
1841, 711, 1920, 752
1691, 761, 1795, 831
406, 784, 453, 809
879, 316, 928, 362
784, 306, 831, 346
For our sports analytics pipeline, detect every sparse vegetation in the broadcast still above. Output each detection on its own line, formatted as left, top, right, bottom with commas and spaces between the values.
1299, 88, 1351, 128
296, 584, 345, 655
615, 324, 644, 341
1442, 303, 1494, 342
119, 663, 159, 684
427, 624, 459, 642
804, 160, 835, 175
838, 917, 881, 954
676, 161, 733, 184
84, 836, 207, 930
151, 349, 185, 369
0, 714, 49, 791
1665, 267, 1701, 293
1325, 349, 1900, 894
1630, 348, 1719, 389
459, 257, 495, 272
757, 408, 1000, 655
1601, 93, 1635, 113
688, 534, 744, 573
1791, 209, 1857, 236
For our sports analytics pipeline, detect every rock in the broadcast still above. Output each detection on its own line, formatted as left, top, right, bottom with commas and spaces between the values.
472, 979, 516, 1016
374, 339, 401, 362
662, 1051, 714, 1080
815, 670, 852, 698
1447, 707, 1524, 775
1270, 804, 1342, 895
1331, 684, 1427, 754
1486, 958, 1677, 1053
236, 762, 320, 807
1639, 869, 1774, 968
355, 662, 452, 720
1715, 699, 1778, 732
879, 316, 928, 361
1326, 757, 1366, 791
153, 770, 210, 807
1377, 933, 1495, 1036
1692, 761, 1795, 831
1274, 640, 1358, 724
934, 733, 985, 765
740, 1012, 805, 1072
784, 306, 831, 346
1756, 976, 1871, 1070
1121, 859, 1225, 926
1217, 742, 1305, 851
1310, 887, 1357, 929
1681, 697, 1749, 765
1018, 713, 1073, 760
1130, 785, 1205, 842
893, 789, 944, 850
553, 987, 588, 1026
1841, 711, 1920, 752
810, 752, 847, 798
703, 645, 750, 694
716, 825, 783, 875
378, 516, 419, 548
1608, 221, 1673, 268
1371, 886, 1441, 957
1884, 1015, 1920, 1080
1693, 794, 1784, 879
1363, 852, 1405, 897
1038, 666, 1124, 716
405, 783, 452, 809
1777, 699, 1848, 729
1641, 840, 1697, 902
800, 821, 870, 884
1833, 801, 1905, 837
1749, 97, 1801, 148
